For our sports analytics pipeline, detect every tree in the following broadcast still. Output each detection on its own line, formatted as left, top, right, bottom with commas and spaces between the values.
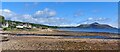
0, 15, 5, 24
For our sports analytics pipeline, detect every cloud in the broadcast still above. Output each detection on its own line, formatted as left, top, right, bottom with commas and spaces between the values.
2, 9, 11, 13
58, 23, 79, 27
109, 23, 118, 28
33, 2, 39, 6
77, 17, 119, 28
77, 17, 110, 24
87, 17, 109, 22
34, 8, 56, 18
0, 9, 17, 20
25, 3, 29, 7
92, 10, 100, 13
74, 11, 83, 17
0, 8, 72, 26
1, 9, 116, 27
88, 17, 93, 20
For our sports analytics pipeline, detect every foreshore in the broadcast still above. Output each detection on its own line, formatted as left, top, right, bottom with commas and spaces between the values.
1, 29, 120, 51
1, 28, 120, 38
2, 36, 120, 50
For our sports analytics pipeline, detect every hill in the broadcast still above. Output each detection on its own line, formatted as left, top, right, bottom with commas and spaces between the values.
5, 20, 58, 28
0, 15, 5, 23
77, 22, 116, 29
0, 15, 58, 30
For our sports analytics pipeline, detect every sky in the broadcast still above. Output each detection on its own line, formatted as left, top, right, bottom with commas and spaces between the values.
0, 2, 118, 27
1, 0, 120, 2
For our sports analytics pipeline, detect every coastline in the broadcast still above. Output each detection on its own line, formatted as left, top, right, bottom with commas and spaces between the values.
1, 28, 120, 38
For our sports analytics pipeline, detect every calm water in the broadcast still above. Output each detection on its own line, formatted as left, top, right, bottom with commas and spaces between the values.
63, 36, 109, 39
16, 28, 119, 39
16, 34, 120, 39
56, 28, 119, 34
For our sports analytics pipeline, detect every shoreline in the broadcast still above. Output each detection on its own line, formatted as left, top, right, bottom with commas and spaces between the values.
1, 29, 119, 39
2, 30, 119, 35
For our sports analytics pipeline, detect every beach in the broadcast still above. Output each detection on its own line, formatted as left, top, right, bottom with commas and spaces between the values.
2, 28, 119, 38
1, 2, 119, 52
2, 36, 120, 50
1, 29, 120, 51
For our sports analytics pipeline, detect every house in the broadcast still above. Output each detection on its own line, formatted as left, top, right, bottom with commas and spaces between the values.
23, 23, 32, 28
27, 25, 32, 28
2, 22, 9, 28
16, 25, 24, 28
16, 23, 32, 29
33, 26, 37, 29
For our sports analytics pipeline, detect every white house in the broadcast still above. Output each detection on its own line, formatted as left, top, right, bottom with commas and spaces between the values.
16, 25, 24, 28
16, 24, 32, 29
2, 22, 9, 28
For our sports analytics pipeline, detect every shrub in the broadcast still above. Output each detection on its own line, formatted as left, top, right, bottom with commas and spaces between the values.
3, 28, 7, 30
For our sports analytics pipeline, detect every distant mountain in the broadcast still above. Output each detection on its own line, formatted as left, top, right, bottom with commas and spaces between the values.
77, 22, 117, 29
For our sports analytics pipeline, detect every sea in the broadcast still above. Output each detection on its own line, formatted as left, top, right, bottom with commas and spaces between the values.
56, 28, 119, 34
17, 28, 120, 39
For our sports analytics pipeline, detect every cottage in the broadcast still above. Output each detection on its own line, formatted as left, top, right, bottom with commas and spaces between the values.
2, 22, 9, 28
16, 23, 32, 29
16, 25, 24, 28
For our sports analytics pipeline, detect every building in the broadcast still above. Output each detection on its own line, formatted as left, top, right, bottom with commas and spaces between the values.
16, 25, 24, 28
16, 23, 32, 29
2, 22, 9, 28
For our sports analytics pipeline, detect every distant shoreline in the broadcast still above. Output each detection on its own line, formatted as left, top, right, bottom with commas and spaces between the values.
0, 29, 119, 39
1, 29, 119, 35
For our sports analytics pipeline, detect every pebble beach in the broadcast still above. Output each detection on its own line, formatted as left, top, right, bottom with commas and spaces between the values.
1, 29, 120, 52
2, 36, 120, 50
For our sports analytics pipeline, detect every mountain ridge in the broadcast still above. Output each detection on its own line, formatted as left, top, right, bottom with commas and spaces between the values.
59, 22, 117, 29
77, 22, 117, 29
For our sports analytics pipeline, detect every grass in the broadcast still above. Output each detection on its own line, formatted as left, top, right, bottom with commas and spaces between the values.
3, 27, 38, 31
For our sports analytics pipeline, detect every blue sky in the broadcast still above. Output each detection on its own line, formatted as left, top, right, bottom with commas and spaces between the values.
1, 0, 120, 2
1, 2, 118, 27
